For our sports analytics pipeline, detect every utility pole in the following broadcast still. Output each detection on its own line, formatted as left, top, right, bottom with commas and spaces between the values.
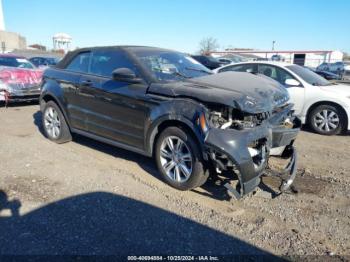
272, 40, 276, 51
0, 0, 5, 31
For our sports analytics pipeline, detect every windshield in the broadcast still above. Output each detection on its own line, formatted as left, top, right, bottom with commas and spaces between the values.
286, 64, 331, 86
0, 57, 35, 69
130, 49, 212, 81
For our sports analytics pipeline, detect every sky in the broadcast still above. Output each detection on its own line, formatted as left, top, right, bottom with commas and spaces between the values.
3, 0, 350, 53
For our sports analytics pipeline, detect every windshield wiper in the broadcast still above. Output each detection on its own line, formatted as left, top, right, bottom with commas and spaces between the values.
172, 71, 191, 79
153, 68, 190, 79
185, 67, 212, 74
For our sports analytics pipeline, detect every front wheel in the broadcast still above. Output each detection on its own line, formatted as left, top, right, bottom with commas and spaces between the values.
308, 104, 346, 135
155, 126, 208, 191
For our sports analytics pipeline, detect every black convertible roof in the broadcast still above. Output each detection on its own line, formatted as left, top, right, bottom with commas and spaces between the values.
56, 46, 174, 69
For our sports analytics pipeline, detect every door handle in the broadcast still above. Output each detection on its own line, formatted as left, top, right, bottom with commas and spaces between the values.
81, 80, 92, 87
94, 94, 112, 102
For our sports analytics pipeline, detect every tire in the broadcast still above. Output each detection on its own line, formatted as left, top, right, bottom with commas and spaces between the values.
42, 101, 72, 143
155, 126, 208, 191
308, 104, 346, 135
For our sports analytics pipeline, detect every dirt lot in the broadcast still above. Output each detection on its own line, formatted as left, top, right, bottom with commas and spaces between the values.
0, 104, 349, 258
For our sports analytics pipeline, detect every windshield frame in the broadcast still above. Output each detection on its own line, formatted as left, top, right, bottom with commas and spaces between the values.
286, 64, 331, 86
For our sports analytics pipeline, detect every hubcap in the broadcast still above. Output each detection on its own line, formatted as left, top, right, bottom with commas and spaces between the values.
160, 136, 193, 183
44, 107, 61, 138
314, 109, 339, 132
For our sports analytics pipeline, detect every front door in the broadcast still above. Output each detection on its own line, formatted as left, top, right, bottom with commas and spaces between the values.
257, 64, 305, 114
77, 49, 151, 150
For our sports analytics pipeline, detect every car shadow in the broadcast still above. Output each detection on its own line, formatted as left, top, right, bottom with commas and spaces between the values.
33, 110, 165, 184
0, 190, 285, 259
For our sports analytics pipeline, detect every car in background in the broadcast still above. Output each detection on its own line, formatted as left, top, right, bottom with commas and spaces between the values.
216, 57, 233, 65
0, 54, 43, 105
39, 46, 299, 198
314, 70, 341, 80
214, 61, 350, 135
317, 62, 348, 79
29, 57, 60, 68
190, 55, 224, 70
271, 54, 284, 62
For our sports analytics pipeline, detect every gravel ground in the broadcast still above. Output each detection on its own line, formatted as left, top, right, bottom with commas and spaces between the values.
0, 104, 349, 259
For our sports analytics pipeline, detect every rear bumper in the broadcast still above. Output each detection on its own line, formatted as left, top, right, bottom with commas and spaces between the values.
204, 117, 300, 198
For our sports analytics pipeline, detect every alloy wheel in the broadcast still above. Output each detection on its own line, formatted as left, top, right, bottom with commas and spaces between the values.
159, 136, 193, 183
44, 107, 61, 139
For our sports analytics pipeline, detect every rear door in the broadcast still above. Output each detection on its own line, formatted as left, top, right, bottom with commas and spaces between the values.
77, 48, 150, 149
60, 51, 91, 130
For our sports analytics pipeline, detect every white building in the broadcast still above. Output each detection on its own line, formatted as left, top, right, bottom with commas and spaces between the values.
53, 33, 72, 53
211, 50, 344, 68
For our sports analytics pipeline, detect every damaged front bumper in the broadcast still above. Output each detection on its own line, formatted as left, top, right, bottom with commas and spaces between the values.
0, 86, 41, 103
204, 116, 300, 199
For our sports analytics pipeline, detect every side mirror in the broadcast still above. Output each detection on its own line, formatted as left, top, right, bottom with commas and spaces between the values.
285, 78, 301, 87
112, 68, 142, 83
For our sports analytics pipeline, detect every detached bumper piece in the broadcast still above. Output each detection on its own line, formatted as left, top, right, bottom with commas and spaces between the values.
223, 146, 297, 200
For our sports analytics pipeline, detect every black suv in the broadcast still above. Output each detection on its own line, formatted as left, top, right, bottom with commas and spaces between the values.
40, 46, 300, 198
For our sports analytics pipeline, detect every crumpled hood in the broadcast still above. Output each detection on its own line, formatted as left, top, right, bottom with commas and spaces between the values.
148, 72, 289, 113
319, 83, 350, 96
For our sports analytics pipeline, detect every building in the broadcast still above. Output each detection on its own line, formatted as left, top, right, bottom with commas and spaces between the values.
211, 49, 344, 68
53, 33, 72, 53
0, 30, 27, 52
0, 0, 27, 52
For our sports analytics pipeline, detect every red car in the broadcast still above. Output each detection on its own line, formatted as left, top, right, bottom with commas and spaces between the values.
0, 54, 43, 106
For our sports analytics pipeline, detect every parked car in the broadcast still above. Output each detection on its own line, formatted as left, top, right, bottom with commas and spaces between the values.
190, 55, 224, 70
271, 55, 284, 62
317, 62, 347, 79
29, 56, 60, 68
0, 54, 43, 105
216, 57, 233, 65
40, 46, 300, 198
214, 61, 350, 135
314, 70, 342, 80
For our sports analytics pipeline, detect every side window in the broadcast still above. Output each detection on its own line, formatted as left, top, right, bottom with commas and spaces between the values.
66, 52, 91, 73
219, 64, 255, 73
90, 50, 136, 78
258, 64, 295, 86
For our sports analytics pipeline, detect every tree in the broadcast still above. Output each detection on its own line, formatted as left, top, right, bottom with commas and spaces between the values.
198, 37, 219, 55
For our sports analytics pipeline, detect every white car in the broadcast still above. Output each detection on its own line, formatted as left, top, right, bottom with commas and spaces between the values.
214, 61, 350, 135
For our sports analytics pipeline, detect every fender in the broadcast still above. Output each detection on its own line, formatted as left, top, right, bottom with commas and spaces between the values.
145, 98, 208, 156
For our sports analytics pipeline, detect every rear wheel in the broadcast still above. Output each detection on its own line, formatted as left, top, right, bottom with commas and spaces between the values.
308, 104, 345, 135
42, 101, 72, 143
155, 126, 208, 190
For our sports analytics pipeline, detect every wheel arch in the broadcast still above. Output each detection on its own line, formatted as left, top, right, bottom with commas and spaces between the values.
40, 93, 71, 129
147, 116, 205, 157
